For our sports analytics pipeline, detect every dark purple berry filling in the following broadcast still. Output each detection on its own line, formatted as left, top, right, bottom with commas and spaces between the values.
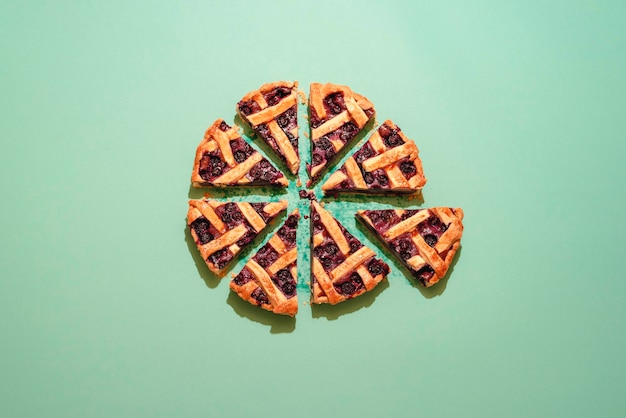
233, 267, 253, 286
249, 160, 282, 183
415, 265, 435, 285
284, 214, 299, 229
253, 245, 279, 268
217, 203, 243, 227
354, 143, 374, 164
208, 248, 233, 270
367, 259, 389, 277
251, 287, 269, 305
364, 210, 401, 233
315, 242, 346, 271
219, 121, 230, 131
417, 215, 448, 247
263, 86, 292, 106
190, 217, 213, 245
236, 229, 256, 248
272, 269, 296, 298
238, 100, 261, 116
250, 203, 270, 223
276, 106, 297, 131
199, 152, 226, 180
312, 211, 323, 234
230, 138, 255, 163
334, 272, 365, 296
392, 234, 417, 261
324, 92, 346, 115
400, 209, 420, 221
399, 160, 417, 178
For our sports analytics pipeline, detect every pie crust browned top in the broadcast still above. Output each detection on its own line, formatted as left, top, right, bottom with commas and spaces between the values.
357, 207, 464, 287
236, 81, 300, 174
307, 82, 375, 182
310, 201, 389, 304
322, 120, 426, 194
191, 119, 288, 187
187, 199, 288, 276
230, 209, 300, 316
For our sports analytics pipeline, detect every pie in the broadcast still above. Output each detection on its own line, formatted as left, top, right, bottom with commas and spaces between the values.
307, 82, 375, 182
236, 81, 300, 175
187, 199, 288, 276
356, 207, 464, 287
230, 209, 300, 316
310, 201, 389, 304
321, 120, 426, 194
191, 119, 288, 187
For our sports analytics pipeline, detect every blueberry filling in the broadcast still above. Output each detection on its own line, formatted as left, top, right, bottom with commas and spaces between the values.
367, 259, 389, 276
324, 92, 345, 115
233, 267, 253, 286
251, 287, 269, 305
273, 269, 296, 298
219, 121, 230, 131
236, 230, 256, 247
208, 248, 232, 270
238, 100, 261, 116
276, 107, 297, 131
264, 86, 292, 106
334, 272, 365, 296
250, 203, 270, 222
190, 217, 213, 245
230, 139, 254, 163
199, 153, 226, 180
219, 203, 243, 225
415, 265, 435, 285
249, 160, 281, 183
253, 245, 279, 268
354, 143, 374, 164
417, 216, 448, 245
399, 160, 417, 178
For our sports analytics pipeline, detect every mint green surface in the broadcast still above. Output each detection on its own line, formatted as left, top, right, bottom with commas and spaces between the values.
2, 1, 625, 417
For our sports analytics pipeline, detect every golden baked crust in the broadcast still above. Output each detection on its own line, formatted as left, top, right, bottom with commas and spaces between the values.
187, 199, 288, 276
230, 209, 300, 316
307, 82, 375, 182
310, 201, 389, 304
356, 207, 464, 287
322, 120, 426, 194
236, 81, 300, 174
191, 119, 288, 187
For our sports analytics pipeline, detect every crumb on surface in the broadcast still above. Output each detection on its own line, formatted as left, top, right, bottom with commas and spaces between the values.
296, 179, 302, 187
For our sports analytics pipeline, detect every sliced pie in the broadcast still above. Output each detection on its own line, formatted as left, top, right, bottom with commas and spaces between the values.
230, 209, 300, 316
310, 201, 389, 305
191, 119, 288, 187
307, 82, 375, 182
236, 81, 300, 175
322, 120, 426, 194
356, 207, 464, 287
187, 199, 288, 276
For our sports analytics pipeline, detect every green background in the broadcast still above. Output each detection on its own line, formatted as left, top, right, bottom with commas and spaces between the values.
2, 1, 625, 417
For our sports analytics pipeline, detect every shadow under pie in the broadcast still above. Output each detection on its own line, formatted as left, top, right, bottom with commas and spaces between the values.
320, 190, 424, 208
414, 245, 463, 299
226, 291, 296, 333
310, 279, 389, 320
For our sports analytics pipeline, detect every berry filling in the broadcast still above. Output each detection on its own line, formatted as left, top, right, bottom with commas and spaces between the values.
216, 203, 244, 228
249, 160, 282, 183
238, 100, 262, 116
417, 215, 448, 247
276, 106, 297, 132
253, 245, 279, 268
391, 233, 417, 261
334, 272, 365, 296
399, 160, 417, 178
199, 152, 227, 180
263, 86, 292, 106
315, 241, 346, 271
207, 248, 233, 270
251, 287, 269, 305
233, 267, 253, 286
415, 265, 435, 285
272, 269, 296, 298
190, 217, 214, 245
229, 138, 255, 163
367, 259, 389, 277
353, 143, 374, 164
218, 121, 230, 131
364, 210, 401, 233
250, 203, 270, 223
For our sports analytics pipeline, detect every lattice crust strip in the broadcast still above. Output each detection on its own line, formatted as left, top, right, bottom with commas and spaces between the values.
356, 207, 464, 287
322, 120, 427, 194
236, 81, 300, 175
230, 209, 300, 316
310, 201, 389, 305
187, 199, 288, 276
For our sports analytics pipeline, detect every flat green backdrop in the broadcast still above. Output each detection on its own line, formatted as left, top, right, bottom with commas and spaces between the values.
2, 1, 625, 417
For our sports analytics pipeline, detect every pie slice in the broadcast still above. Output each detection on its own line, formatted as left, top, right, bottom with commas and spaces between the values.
310, 201, 389, 305
321, 120, 427, 194
230, 209, 300, 316
356, 207, 464, 287
307, 82, 375, 182
187, 199, 288, 276
236, 81, 300, 175
191, 119, 288, 187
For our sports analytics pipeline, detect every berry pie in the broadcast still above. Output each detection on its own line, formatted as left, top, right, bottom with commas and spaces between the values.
237, 81, 300, 175
230, 209, 300, 316
356, 207, 464, 287
310, 201, 389, 304
187, 199, 288, 276
321, 120, 426, 194
191, 119, 288, 187
307, 82, 375, 182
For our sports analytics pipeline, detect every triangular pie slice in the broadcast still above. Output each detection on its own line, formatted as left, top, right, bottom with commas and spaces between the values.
191, 119, 288, 187
310, 201, 389, 305
230, 209, 300, 316
187, 199, 288, 276
307, 82, 375, 183
356, 207, 464, 287
322, 120, 427, 194
236, 81, 300, 175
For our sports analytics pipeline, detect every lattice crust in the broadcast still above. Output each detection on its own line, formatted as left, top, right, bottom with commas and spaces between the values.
191, 119, 288, 188
236, 81, 300, 174
187, 199, 288, 276
322, 120, 427, 194
310, 201, 389, 305
356, 207, 464, 287
230, 209, 300, 316
307, 83, 376, 182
